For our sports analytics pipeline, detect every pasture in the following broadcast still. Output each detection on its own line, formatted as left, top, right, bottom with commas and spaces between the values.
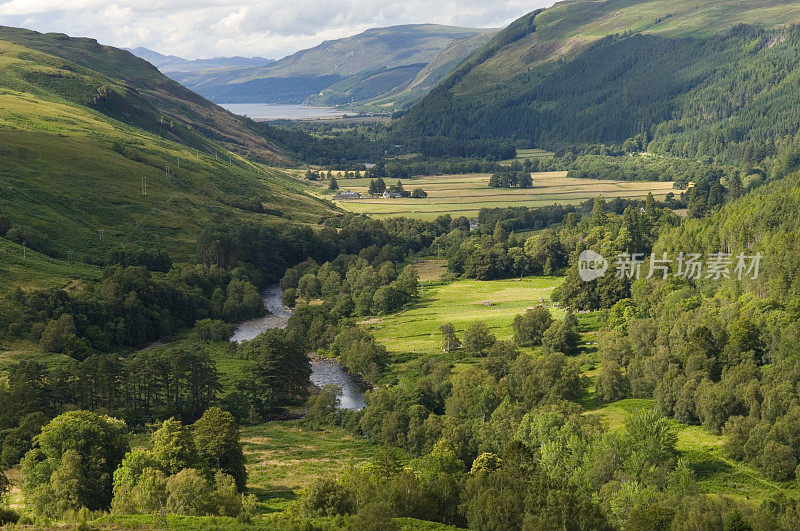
361, 275, 565, 355
325, 172, 675, 219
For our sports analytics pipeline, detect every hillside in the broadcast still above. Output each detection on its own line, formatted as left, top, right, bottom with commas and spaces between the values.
0, 26, 289, 162
172, 24, 496, 107
0, 34, 335, 283
396, 0, 800, 163
316, 30, 497, 112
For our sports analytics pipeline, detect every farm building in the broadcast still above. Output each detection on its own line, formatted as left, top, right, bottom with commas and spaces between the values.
335, 191, 362, 199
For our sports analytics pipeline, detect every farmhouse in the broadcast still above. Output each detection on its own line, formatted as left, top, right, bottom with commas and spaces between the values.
335, 191, 362, 199
383, 191, 410, 199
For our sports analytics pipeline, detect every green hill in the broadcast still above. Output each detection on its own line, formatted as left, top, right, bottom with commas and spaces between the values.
0, 35, 335, 286
172, 24, 496, 106
396, 0, 800, 163
0, 26, 290, 162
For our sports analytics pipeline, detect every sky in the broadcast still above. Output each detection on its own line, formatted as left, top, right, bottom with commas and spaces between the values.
0, 0, 556, 60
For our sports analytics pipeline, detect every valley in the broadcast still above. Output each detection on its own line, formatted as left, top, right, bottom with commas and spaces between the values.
4, 0, 800, 529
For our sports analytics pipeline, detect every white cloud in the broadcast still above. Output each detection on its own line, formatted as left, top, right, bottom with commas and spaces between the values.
0, 0, 555, 59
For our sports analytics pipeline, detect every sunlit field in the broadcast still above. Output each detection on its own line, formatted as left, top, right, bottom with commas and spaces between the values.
362, 275, 565, 354
323, 172, 675, 219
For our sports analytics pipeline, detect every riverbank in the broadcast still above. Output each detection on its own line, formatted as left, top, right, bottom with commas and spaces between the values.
229, 284, 367, 410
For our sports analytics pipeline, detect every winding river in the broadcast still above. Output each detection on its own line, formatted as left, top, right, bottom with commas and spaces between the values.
229, 284, 366, 410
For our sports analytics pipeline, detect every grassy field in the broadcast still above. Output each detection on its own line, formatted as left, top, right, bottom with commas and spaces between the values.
323, 172, 674, 219
588, 399, 800, 505
0, 38, 334, 269
500, 148, 554, 164
362, 275, 565, 355
241, 421, 378, 513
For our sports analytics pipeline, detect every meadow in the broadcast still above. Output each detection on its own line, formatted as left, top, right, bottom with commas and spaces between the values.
324, 172, 674, 219
362, 274, 566, 355
241, 421, 378, 513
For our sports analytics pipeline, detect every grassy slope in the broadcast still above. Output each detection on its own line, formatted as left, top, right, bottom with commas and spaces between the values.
588, 399, 800, 504
0, 26, 288, 162
0, 38, 334, 262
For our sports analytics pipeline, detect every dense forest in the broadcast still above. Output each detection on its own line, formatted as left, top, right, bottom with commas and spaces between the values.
396, 25, 800, 166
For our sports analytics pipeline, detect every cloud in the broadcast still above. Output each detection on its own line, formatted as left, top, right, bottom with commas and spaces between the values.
0, 0, 555, 59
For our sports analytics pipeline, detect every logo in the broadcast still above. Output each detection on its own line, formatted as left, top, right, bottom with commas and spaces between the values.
578, 250, 608, 282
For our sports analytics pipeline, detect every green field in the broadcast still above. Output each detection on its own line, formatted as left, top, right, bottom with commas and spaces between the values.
241, 421, 378, 513
324, 172, 674, 219
500, 148, 555, 164
362, 275, 565, 355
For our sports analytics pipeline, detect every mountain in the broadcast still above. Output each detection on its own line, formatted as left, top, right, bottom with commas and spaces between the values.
126, 47, 274, 74
306, 30, 497, 112
171, 24, 497, 108
396, 0, 800, 163
0, 27, 335, 288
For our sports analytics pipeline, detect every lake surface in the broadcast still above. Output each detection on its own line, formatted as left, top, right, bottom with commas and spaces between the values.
220, 103, 346, 120
230, 284, 365, 410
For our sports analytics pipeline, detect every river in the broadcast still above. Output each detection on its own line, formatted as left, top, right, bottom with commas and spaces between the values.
229, 284, 366, 410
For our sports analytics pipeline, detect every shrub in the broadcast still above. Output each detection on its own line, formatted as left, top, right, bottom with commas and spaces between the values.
299, 475, 354, 517
165, 468, 211, 516
194, 319, 234, 342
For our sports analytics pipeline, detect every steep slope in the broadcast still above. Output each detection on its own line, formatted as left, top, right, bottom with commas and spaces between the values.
174, 24, 495, 106
0, 37, 335, 282
397, 0, 800, 162
127, 47, 274, 73
0, 26, 288, 162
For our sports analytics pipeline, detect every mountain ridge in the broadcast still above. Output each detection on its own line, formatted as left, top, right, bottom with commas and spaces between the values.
170, 23, 497, 107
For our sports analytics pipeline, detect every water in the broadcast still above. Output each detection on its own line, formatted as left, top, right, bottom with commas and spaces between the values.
220, 103, 347, 121
229, 284, 290, 342
230, 284, 366, 410
310, 359, 367, 410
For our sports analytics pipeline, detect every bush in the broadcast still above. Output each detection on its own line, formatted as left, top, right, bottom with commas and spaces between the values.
209, 472, 243, 517
39, 314, 76, 353
463, 321, 496, 356
194, 319, 234, 342
513, 307, 553, 347
166, 468, 211, 516
306, 384, 342, 425
299, 475, 354, 517
354, 501, 398, 531
542, 313, 580, 356
0, 507, 19, 525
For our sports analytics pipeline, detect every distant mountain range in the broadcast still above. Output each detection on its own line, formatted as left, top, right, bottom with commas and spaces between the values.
149, 24, 497, 112
127, 47, 275, 73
